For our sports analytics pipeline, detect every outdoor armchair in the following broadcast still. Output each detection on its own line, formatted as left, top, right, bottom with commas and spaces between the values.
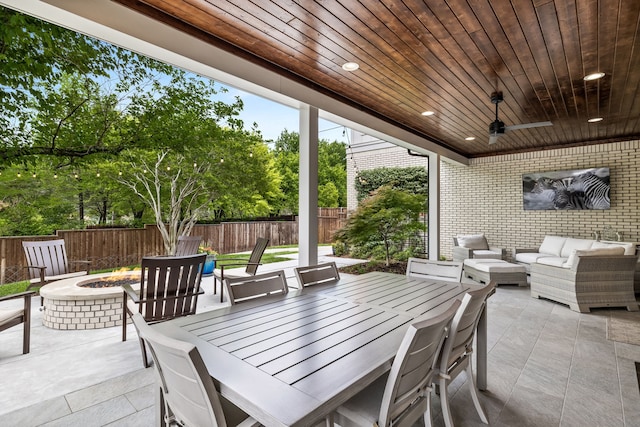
122, 253, 206, 368
294, 261, 340, 288
406, 258, 463, 282
0, 291, 36, 354
174, 235, 202, 256
22, 239, 91, 302
452, 234, 506, 262
213, 237, 269, 303
224, 269, 288, 305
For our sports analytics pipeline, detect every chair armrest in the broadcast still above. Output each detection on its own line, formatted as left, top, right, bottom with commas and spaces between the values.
24, 265, 46, 284
452, 246, 473, 261
218, 262, 262, 278
70, 260, 92, 273
121, 284, 140, 304
0, 291, 36, 303
515, 248, 539, 254
488, 247, 507, 257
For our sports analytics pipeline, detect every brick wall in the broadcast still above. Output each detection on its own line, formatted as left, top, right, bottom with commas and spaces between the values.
440, 140, 640, 260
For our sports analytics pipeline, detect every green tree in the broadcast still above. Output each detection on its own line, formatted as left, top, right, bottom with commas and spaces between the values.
335, 186, 425, 266
355, 166, 428, 201
272, 130, 346, 213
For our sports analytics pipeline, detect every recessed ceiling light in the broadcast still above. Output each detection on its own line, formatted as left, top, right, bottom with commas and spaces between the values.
421, 111, 435, 116
584, 72, 605, 81
342, 62, 359, 71
465, 136, 475, 141
588, 117, 603, 123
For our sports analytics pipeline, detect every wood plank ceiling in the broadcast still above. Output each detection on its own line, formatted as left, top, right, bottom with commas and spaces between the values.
115, 0, 640, 158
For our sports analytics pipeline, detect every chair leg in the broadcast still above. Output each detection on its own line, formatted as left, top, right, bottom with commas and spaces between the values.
138, 336, 150, 368
424, 386, 433, 427
23, 294, 32, 354
439, 376, 454, 427
466, 362, 489, 423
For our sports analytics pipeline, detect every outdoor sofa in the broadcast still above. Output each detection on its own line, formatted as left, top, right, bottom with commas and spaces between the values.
515, 235, 639, 312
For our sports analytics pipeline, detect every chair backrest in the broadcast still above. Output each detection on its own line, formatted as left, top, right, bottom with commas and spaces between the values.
22, 239, 70, 278
225, 269, 288, 304
131, 312, 228, 427
377, 300, 461, 427
245, 238, 269, 275
175, 236, 202, 256
440, 282, 496, 375
138, 254, 206, 322
406, 258, 463, 282
294, 262, 340, 287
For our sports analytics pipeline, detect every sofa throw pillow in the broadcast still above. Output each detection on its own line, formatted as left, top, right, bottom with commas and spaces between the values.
593, 240, 636, 255
538, 236, 567, 256
457, 234, 489, 250
563, 246, 625, 268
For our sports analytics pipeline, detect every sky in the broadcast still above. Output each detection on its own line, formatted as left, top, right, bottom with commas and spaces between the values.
217, 85, 351, 145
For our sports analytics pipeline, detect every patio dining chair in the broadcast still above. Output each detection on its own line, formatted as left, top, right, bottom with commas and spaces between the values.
406, 258, 463, 282
0, 291, 35, 354
436, 281, 496, 427
331, 299, 461, 427
174, 235, 202, 256
22, 239, 91, 294
122, 254, 206, 368
130, 313, 259, 427
213, 237, 269, 302
224, 269, 288, 305
294, 261, 340, 288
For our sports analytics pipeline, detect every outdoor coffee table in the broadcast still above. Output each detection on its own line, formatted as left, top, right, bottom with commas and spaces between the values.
463, 259, 528, 287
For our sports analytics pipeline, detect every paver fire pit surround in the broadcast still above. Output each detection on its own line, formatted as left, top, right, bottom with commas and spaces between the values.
39, 271, 141, 330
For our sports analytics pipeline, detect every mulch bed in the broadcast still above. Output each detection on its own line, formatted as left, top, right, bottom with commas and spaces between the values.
338, 260, 407, 275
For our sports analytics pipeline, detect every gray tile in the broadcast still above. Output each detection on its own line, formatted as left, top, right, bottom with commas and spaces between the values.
497, 383, 563, 427
39, 395, 136, 427
65, 368, 154, 412
124, 383, 156, 411
103, 405, 155, 427
561, 380, 624, 427
0, 396, 70, 427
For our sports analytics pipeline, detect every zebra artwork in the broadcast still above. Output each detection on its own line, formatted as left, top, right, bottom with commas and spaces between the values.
522, 167, 610, 210
567, 172, 611, 209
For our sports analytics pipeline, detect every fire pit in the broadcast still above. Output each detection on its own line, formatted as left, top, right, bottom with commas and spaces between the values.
39, 271, 141, 330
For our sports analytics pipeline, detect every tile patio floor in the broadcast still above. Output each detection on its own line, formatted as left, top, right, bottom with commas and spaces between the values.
1, 250, 639, 426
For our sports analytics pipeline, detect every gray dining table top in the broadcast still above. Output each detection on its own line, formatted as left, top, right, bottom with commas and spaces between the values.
153, 271, 475, 427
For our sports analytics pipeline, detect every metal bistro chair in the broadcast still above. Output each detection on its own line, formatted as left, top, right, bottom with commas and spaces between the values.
436, 281, 497, 427
131, 313, 259, 427
22, 239, 91, 293
174, 235, 202, 256
406, 258, 463, 283
213, 237, 269, 303
331, 299, 462, 427
294, 261, 340, 288
224, 269, 288, 305
122, 254, 206, 368
0, 291, 36, 354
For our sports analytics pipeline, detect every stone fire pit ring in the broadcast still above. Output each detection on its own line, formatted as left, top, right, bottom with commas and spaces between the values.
39, 271, 141, 330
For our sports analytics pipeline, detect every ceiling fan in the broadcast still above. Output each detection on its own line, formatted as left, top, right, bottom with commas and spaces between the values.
489, 91, 552, 144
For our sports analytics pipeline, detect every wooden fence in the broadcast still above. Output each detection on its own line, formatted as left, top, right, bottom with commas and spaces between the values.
0, 208, 347, 285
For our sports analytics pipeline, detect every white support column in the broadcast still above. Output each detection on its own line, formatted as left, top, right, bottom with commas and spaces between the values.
299, 105, 319, 266
428, 154, 441, 260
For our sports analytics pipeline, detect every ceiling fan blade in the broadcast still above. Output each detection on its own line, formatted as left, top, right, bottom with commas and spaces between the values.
489, 134, 500, 145
505, 121, 553, 132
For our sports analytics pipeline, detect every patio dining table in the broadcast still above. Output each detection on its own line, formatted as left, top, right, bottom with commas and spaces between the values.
151, 271, 488, 427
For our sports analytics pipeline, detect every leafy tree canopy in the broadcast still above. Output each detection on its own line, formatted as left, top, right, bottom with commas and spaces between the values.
355, 166, 428, 201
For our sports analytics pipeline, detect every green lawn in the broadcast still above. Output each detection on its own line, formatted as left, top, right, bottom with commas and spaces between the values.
0, 247, 301, 297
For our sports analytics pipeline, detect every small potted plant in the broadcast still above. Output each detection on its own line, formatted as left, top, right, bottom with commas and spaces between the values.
198, 244, 218, 276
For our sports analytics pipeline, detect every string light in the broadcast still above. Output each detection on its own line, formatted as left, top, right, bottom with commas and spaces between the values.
96, 172, 100, 177
17, 172, 21, 178
220, 158, 224, 163
118, 171, 122, 176
54, 173, 58, 179
32, 173, 37, 178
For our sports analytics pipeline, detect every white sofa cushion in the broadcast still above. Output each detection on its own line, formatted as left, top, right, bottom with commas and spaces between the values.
515, 252, 550, 264
563, 246, 626, 268
560, 238, 594, 257
536, 256, 568, 267
457, 234, 489, 250
593, 240, 636, 255
538, 236, 567, 256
